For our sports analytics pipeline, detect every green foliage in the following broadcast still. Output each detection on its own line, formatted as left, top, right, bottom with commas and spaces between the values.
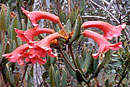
69, 15, 82, 44
0, 5, 6, 31
49, 65, 56, 87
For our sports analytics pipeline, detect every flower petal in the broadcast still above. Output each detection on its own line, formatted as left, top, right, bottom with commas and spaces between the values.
2, 44, 29, 65
21, 7, 60, 28
48, 49, 57, 57
15, 28, 55, 43
82, 30, 122, 59
81, 21, 126, 40
37, 57, 47, 64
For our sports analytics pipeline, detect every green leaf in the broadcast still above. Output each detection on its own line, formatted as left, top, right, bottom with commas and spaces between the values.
16, 0, 22, 29
11, 15, 19, 41
49, 65, 56, 87
69, 7, 79, 25
88, 50, 111, 82
50, 57, 56, 65
93, 58, 99, 71
73, 35, 84, 48
3, 65, 16, 87
6, 4, 11, 31
69, 15, 81, 44
17, 37, 22, 46
61, 68, 67, 87
64, 52, 76, 78
81, 46, 87, 63
55, 70, 60, 87
0, 32, 8, 63
0, 5, 6, 31
76, 55, 84, 74
60, 9, 66, 23
82, 52, 94, 74
26, 19, 32, 30
76, 69, 87, 83
10, 40, 16, 52
66, 19, 72, 33
80, 0, 86, 15
54, 24, 60, 32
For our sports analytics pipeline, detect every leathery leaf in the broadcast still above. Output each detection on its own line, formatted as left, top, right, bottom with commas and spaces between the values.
69, 15, 81, 44
88, 50, 111, 82
61, 68, 67, 87
49, 65, 56, 87
0, 5, 6, 31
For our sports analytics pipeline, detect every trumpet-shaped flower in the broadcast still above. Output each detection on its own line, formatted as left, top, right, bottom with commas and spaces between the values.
81, 21, 126, 40
15, 28, 54, 43
82, 30, 122, 59
21, 7, 60, 28
25, 49, 47, 64
2, 44, 29, 65
33, 32, 61, 57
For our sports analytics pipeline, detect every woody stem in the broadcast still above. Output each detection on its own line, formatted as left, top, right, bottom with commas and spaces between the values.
58, 21, 68, 36
21, 63, 28, 84
59, 47, 76, 72
68, 44, 78, 69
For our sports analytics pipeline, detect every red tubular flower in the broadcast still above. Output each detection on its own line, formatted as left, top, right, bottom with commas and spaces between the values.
82, 30, 122, 59
81, 21, 126, 40
21, 7, 60, 28
2, 44, 29, 65
25, 33, 61, 64
25, 49, 47, 64
34, 32, 61, 57
15, 28, 54, 43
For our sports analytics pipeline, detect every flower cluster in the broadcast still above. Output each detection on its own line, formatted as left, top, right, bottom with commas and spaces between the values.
81, 21, 126, 59
3, 8, 62, 65
2, 8, 126, 65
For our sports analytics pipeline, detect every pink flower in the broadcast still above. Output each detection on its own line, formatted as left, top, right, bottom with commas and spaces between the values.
21, 7, 60, 28
25, 49, 47, 64
2, 44, 29, 65
15, 28, 54, 43
81, 21, 126, 40
25, 33, 61, 64
82, 30, 122, 59
34, 32, 61, 57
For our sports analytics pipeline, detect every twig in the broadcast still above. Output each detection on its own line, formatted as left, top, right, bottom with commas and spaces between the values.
82, 15, 106, 20
21, 63, 28, 84
58, 47, 76, 72
117, 63, 129, 87
95, 77, 99, 87
90, 0, 120, 23
68, 0, 71, 14
106, 0, 114, 10
101, 0, 109, 5
68, 44, 78, 69
58, 21, 68, 37
56, 0, 61, 17
90, 0, 130, 41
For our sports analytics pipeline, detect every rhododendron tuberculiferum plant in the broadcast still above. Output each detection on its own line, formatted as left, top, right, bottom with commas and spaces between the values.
2, 8, 126, 65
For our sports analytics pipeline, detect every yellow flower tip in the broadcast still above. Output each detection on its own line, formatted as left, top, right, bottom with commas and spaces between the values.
59, 30, 69, 40
51, 39, 58, 45
69, 30, 74, 38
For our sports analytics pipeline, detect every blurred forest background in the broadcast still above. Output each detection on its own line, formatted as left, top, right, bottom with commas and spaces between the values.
0, 0, 130, 87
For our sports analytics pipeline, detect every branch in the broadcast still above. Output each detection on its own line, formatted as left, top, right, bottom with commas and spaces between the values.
90, 0, 120, 23
59, 47, 76, 72
82, 15, 106, 20
117, 63, 129, 87
68, 44, 78, 69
